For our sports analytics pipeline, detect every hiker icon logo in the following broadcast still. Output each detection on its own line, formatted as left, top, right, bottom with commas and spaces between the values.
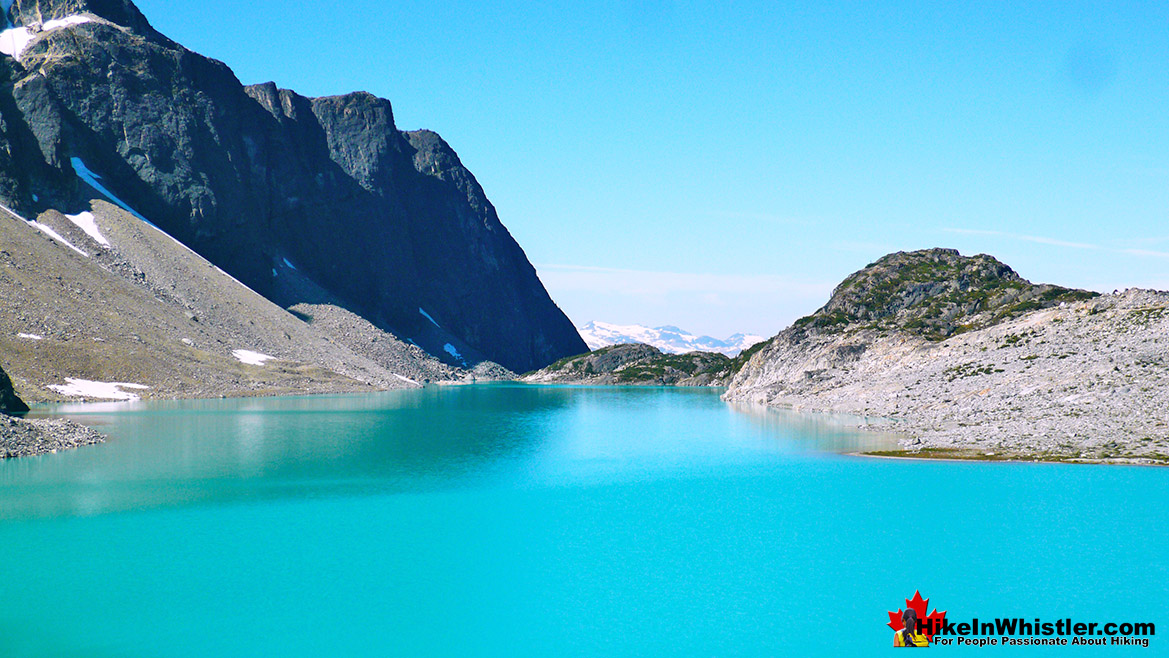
888, 591, 947, 647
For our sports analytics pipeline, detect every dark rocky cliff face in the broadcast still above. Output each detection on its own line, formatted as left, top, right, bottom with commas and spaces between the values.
0, 0, 585, 372
0, 362, 29, 414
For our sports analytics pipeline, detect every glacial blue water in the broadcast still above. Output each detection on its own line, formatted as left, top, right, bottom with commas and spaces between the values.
0, 384, 1165, 656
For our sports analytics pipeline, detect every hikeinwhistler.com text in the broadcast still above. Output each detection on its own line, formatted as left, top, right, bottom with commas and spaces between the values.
920, 618, 1154, 648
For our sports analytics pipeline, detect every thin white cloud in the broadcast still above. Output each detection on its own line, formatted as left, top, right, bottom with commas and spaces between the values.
1109, 235, 1169, 248
942, 228, 1099, 250
943, 228, 1169, 258
1120, 248, 1169, 258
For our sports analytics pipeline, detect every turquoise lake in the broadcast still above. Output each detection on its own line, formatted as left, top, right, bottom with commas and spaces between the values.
1, 384, 1165, 656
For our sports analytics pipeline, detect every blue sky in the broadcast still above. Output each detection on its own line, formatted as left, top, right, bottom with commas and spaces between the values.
138, 0, 1169, 337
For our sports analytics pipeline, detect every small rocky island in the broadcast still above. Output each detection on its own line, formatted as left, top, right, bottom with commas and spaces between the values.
725, 249, 1169, 464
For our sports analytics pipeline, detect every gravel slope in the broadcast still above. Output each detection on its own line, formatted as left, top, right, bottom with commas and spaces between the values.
0, 201, 465, 403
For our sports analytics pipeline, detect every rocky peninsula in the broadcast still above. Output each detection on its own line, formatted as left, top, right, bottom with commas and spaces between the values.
725, 249, 1169, 464
1, 363, 105, 458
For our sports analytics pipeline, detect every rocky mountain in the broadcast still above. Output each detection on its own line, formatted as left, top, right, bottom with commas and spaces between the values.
725, 249, 1169, 463
578, 321, 765, 356
0, 0, 585, 380
523, 343, 731, 386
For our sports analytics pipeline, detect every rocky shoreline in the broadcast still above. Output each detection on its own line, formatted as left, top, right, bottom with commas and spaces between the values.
0, 414, 105, 459
726, 288, 1169, 465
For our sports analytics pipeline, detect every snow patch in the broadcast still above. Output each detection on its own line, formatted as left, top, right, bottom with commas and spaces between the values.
64, 211, 110, 247
0, 27, 34, 59
31, 193, 38, 202
232, 349, 276, 366
282, 258, 297, 270
31, 221, 88, 257
0, 15, 93, 62
419, 307, 441, 328
70, 157, 157, 227
578, 320, 766, 356
393, 373, 419, 386
47, 378, 149, 402
0, 202, 88, 257
443, 343, 464, 362
41, 16, 91, 30
17, 333, 42, 340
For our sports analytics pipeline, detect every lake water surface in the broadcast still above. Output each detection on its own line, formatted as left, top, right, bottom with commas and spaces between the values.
1, 385, 1165, 655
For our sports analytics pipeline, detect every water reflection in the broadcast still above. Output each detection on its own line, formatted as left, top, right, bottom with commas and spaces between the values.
7, 387, 573, 518
3, 385, 900, 519
724, 400, 902, 453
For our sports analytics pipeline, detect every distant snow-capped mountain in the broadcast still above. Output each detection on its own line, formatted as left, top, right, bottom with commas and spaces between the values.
578, 321, 766, 356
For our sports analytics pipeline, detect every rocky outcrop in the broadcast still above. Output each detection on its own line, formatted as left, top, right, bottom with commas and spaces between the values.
0, 0, 585, 373
1, 413, 104, 458
796, 248, 1096, 340
0, 361, 28, 413
524, 343, 731, 386
726, 249, 1169, 463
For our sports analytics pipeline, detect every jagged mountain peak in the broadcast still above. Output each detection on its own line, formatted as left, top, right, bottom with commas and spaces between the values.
4, 0, 153, 34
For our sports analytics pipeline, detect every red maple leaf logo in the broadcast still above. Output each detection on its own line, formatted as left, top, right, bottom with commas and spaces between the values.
887, 590, 947, 642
